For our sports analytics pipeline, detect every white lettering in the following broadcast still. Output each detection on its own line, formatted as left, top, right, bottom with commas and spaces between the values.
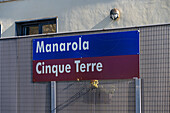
80, 63, 86, 72
96, 62, 103, 72
59, 65, 65, 73
72, 42, 78, 51
35, 38, 89, 53
83, 41, 89, 50
67, 42, 71, 51
74, 60, 103, 73
35, 62, 72, 77
46, 44, 51, 52
79, 37, 81, 50
42, 62, 45, 74
74, 60, 80, 72
91, 63, 96, 72
36, 62, 41, 74
53, 43, 59, 52
45, 65, 51, 74
65, 64, 71, 73
86, 63, 91, 72
52, 65, 58, 77
60, 43, 65, 52
36, 41, 45, 53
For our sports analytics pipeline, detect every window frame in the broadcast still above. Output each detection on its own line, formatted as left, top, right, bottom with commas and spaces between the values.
15, 17, 58, 36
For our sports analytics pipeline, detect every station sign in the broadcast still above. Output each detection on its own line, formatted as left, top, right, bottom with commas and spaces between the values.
32, 31, 139, 82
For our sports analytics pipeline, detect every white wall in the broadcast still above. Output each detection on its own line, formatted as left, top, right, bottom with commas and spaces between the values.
0, 0, 169, 37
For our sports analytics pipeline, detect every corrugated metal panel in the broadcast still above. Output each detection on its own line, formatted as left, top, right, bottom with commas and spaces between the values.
16, 38, 51, 113
140, 25, 170, 113
0, 39, 17, 113
0, 24, 169, 113
0, 38, 51, 113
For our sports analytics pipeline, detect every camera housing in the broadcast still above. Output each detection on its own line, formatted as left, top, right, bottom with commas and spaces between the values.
110, 8, 120, 20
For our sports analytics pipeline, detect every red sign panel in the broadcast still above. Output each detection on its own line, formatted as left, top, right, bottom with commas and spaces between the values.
33, 55, 139, 82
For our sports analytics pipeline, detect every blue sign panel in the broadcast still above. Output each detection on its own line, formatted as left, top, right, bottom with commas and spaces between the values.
33, 31, 139, 60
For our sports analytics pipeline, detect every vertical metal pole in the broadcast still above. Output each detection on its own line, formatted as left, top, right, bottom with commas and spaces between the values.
134, 77, 141, 113
51, 81, 56, 113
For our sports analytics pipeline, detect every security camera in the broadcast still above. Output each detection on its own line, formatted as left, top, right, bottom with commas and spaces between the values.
110, 8, 120, 20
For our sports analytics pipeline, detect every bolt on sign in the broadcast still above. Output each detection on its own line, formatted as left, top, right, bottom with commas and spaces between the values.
32, 31, 139, 82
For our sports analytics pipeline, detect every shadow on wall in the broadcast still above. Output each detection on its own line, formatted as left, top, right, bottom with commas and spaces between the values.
45, 83, 51, 113
128, 81, 135, 113
2, 23, 15, 37
70, 0, 116, 9
91, 16, 116, 30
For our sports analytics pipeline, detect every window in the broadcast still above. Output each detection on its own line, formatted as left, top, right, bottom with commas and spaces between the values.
16, 17, 58, 36
0, 0, 17, 3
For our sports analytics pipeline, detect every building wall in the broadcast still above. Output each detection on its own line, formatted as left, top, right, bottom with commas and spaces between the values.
0, 0, 169, 37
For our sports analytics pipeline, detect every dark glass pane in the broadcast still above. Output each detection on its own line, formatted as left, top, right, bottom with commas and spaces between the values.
42, 24, 56, 34
28, 26, 39, 35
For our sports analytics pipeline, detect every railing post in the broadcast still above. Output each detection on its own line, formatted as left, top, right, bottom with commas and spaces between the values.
51, 81, 56, 113
134, 77, 141, 113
